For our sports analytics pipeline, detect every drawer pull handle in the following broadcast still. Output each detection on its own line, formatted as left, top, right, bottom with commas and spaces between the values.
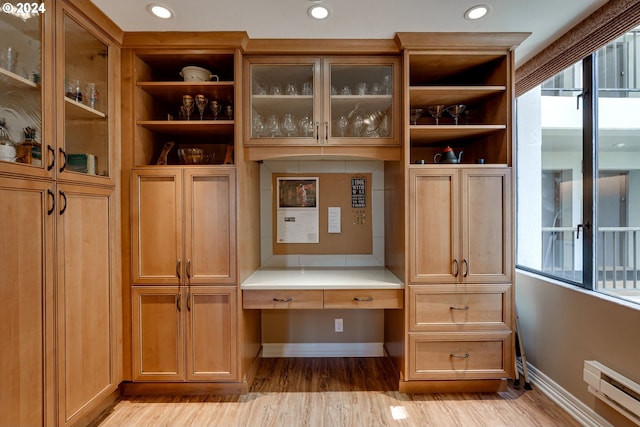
273, 297, 293, 302
354, 296, 374, 302
449, 305, 470, 311
450, 353, 470, 359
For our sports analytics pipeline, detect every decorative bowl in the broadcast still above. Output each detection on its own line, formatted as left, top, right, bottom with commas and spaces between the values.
177, 148, 204, 164
179, 66, 218, 82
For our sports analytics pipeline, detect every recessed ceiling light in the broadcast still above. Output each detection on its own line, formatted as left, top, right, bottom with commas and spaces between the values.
612, 143, 625, 148
147, 4, 173, 19
308, 4, 330, 20
464, 4, 490, 20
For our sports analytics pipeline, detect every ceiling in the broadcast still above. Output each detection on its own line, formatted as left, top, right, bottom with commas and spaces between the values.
90, 0, 609, 67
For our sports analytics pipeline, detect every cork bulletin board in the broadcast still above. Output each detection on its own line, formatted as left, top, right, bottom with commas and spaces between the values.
272, 173, 372, 255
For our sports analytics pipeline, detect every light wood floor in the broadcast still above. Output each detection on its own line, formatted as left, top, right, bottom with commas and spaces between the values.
95, 358, 580, 427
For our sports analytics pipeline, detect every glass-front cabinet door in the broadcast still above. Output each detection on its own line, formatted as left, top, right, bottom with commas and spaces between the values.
58, 10, 110, 183
325, 58, 397, 145
245, 56, 399, 147
246, 58, 321, 145
0, 3, 47, 176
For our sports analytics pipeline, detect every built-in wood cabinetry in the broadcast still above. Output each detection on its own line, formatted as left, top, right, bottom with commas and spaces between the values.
409, 167, 512, 284
131, 167, 236, 285
0, 177, 55, 427
243, 288, 403, 309
132, 286, 237, 381
243, 55, 400, 161
130, 167, 238, 383
129, 49, 238, 166
55, 183, 118, 426
391, 33, 527, 392
0, 1, 122, 426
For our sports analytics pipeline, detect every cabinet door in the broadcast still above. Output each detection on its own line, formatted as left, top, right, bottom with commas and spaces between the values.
245, 58, 321, 145
132, 286, 184, 381
132, 168, 183, 284
325, 57, 399, 146
184, 168, 236, 284
0, 177, 54, 427
57, 4, 115, 185
56, 184, 117, 426
0, 4, 51, 178
461, 168, 512, 283
186, 287, 237, 381
410, 168, 460, 283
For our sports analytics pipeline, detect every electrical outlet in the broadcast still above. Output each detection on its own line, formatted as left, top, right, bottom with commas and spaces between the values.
335, 318, 343, 333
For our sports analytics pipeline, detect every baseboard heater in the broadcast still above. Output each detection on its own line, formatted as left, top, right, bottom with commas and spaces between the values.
584, 360, 640, 425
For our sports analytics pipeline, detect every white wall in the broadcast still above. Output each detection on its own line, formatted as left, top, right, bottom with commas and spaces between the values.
516, 271, 640, 426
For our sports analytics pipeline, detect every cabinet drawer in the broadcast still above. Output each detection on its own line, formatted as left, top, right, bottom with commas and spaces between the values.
242, 290, 323, 309
409, 285, 511, 331
408, 333, 511, 380
323, 289, 403, 309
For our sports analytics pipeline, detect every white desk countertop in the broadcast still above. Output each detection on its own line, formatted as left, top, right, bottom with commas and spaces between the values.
240, 267, 404, 290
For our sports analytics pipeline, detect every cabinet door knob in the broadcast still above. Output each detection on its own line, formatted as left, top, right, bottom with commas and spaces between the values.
59, 148, 67, 173
59, 190, 67, 215
47, 189, 55, 216
453, 259, 459, 277
176, 259, 181, 281
449, 305, 470, 311
47, 145, 55, 171
176, 290, 181, 312
463, 259, 469, 277
273, 297, 293, 302
354, 296, 374, 302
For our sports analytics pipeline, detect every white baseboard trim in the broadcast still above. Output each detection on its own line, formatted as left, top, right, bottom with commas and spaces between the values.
517, 359, 613, 427
261, 342, 385, 358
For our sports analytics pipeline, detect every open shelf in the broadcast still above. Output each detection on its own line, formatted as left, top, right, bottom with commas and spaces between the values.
138, 120, 234, 135
409, 86, 506, 107
410, 125, 505, 144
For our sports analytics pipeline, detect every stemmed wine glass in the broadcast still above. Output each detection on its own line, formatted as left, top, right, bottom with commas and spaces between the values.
427, 104, 446, 125
445, 104, 466, 125
195, 94, 208, 120
180, 95, 194, 120
409, 108, 423, 125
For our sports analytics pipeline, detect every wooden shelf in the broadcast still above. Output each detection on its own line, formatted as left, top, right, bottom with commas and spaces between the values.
137, 81, 234, 96
64, 97, 106, 119
410, 124, 506, 144
0, 67, 39, 89
137, 120, 234, 137
410, 86, 506, 107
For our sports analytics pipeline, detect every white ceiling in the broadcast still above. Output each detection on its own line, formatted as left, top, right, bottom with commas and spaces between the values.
90, 0, 609, 67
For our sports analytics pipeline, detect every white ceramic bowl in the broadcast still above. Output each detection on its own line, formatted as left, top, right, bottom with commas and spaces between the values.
179, 66, 218, 82
0, 144, 16, 162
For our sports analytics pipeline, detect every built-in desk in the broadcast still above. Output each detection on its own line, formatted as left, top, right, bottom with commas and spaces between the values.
241, 268, 404, 309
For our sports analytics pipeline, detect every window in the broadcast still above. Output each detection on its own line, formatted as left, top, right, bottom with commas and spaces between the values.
517, 26, 640, 305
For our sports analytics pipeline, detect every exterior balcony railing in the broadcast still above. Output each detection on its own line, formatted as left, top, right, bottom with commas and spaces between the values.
541, 227, 640, 290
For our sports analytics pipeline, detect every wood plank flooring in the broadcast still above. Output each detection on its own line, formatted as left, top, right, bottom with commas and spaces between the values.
95, 357, 580, 427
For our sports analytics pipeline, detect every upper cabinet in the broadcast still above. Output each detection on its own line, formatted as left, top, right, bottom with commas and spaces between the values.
407, 52, 510, 165
131, 50, 236, 167
0, 2, 48, 177
243, 55, 400, 160
57, 3, 117, 185
397, 33, 529, 166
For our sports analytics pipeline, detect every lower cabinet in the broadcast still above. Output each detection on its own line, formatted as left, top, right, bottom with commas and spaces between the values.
0, 177, 55, 427
406, 284, 513, 382
56, 183, 119, 427
132, 286, 237, 382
